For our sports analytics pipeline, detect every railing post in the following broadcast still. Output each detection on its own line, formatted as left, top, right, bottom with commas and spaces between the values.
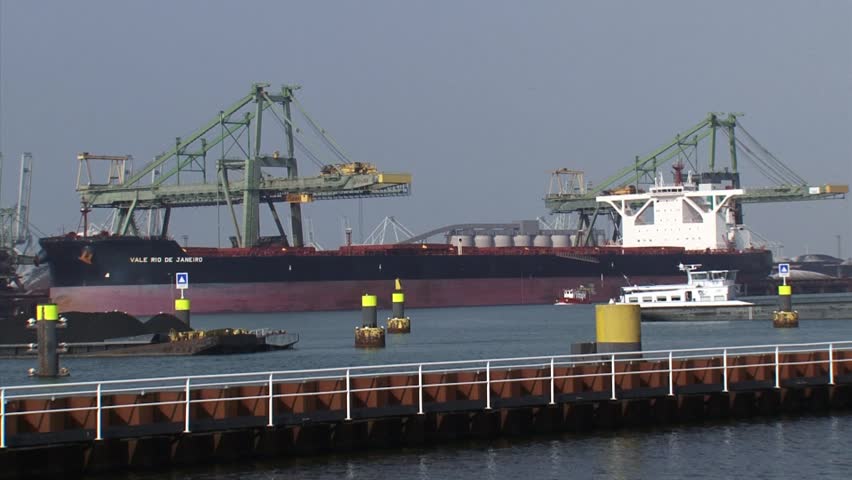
668, 351, 674, 397
549, 357, 555, 405
267, 374, 274, 427
485, 361, 491, 410
610, 354, 617, 401
417, 364, 424, 415
1, 388, 5, 449
184, 378, 191, 433
774, 346, 781, 389
829, 344, 835, 385
722, 349, 728, 393
96, 383, 103, 441
345, 369, 351, 421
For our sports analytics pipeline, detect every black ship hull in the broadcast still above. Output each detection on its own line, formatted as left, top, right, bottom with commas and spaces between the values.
39, 236, 774, 315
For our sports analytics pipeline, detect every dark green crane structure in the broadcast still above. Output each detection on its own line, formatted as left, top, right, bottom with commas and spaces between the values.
545, 112, 847, 245
76, 84, 411, 248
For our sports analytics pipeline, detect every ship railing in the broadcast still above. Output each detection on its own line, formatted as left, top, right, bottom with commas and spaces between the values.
1, 340, 851, 447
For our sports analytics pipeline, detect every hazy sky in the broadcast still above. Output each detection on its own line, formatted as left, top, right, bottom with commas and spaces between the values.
1, 1, 850, 258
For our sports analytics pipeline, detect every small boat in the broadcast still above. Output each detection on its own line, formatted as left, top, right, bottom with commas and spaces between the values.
555, 285, 593, 305
614, 264, 755, 321
616, 264, 754, 307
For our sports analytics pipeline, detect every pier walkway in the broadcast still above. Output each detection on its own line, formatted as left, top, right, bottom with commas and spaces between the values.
2, 341, 852, 477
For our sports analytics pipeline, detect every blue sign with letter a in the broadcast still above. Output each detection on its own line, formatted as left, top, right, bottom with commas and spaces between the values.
176, 272, 189, 289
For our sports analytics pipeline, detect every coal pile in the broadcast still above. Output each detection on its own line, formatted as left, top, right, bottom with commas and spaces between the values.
0, 311, 193, 344
144, 313, 192, 335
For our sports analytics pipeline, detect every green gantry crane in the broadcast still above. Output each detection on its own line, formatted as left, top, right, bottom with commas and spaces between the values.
545, 112, 848, 244
76, 84, 412, 248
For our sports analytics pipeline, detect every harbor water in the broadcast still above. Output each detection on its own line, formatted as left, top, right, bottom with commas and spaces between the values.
3, 304, 852, 478
121, 415, 852, 480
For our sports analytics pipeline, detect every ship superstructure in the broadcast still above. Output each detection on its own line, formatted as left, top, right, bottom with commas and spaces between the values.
598, 173, 742, 250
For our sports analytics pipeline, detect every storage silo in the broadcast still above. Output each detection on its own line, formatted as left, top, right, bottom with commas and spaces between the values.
450, 235, 474, 247
533, 234, 553, 247
551, 234, 571, 248
494, 234, 514, 247
513, 235, 532, 247
474, 234, 494, 248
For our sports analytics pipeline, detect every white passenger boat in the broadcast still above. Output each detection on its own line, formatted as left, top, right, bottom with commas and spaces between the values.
615, 264, 754, 318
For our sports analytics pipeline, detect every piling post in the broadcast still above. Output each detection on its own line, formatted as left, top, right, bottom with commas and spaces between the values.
772, 282, 798, 328
387, 278, 411, 333
355, 294, 385, 348
27, 304, 69, 377
175, 297, 191, 327
595, 304, 641, 355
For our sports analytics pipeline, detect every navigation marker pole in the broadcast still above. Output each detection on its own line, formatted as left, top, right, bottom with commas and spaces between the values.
387, 278, 411, 333
175, 272, 191, 326
773, 263, 798, 328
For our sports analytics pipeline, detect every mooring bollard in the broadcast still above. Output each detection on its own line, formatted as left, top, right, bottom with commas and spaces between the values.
387, 278, 411, 334
355, 294, 385, 348
27, 304, 69, 377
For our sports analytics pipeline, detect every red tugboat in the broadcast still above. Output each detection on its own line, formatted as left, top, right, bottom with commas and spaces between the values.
554, 285, 593, 305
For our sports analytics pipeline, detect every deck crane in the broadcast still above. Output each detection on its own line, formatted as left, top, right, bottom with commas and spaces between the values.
545, 113, 848, 245
76, 84, 412, 247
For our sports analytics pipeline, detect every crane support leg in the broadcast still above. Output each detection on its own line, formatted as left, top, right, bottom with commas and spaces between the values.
267, 200, 289, 246
282, 87, 304, 247
583, 206, 602, 247
219, 167, 242, 247
241, 84, 265, 248
290, 203, 304, 247
161, 207, 171, 238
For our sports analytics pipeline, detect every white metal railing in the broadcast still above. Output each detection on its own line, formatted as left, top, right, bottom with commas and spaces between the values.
1, 340, 850, 449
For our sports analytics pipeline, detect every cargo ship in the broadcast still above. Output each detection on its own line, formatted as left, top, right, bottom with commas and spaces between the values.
38, 178, 774, 315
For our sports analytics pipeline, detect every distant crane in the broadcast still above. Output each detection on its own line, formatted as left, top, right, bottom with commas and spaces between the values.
0, 153, 41, 291
14, 152, 33, 248
363, 216, 416, 245
0, 153, 35, 253
545, 113, 848, 245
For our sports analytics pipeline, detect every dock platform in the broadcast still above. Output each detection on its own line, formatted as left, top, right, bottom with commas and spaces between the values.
1, 341, 851, 477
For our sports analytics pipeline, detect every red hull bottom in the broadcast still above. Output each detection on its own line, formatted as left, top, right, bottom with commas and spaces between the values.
50, 276, 680, 316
